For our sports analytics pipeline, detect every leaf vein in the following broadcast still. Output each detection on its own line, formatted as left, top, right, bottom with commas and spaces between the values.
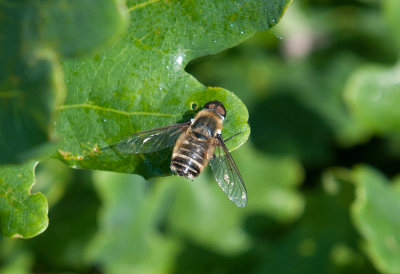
57, 104, 180, 117
128, 0, 160, 12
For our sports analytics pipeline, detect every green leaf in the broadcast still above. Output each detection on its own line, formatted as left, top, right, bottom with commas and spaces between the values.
55, 0, 292, 177
1, 0, 292, 239
0, 0, 127, 164
86, 171, 180, 273
351, 165, 400, 273
344, 64, 400, 138
0, 161, 48, 238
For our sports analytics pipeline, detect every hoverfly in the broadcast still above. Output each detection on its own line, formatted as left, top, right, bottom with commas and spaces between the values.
114, 100, 247, 208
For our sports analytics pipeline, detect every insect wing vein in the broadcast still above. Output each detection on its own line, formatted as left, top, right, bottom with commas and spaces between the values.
210, 136, 247, 208
116, 122, 190, 154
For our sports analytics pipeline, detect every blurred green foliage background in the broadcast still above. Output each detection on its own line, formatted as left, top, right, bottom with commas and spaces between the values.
2, 0, 400, 273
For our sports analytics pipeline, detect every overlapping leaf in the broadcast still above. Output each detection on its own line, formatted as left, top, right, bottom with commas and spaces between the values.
55, 0, 291, 178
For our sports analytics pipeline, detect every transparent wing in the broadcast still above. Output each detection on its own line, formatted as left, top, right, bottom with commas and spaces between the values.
209, 135, 247, 208
115, 122, 190, 154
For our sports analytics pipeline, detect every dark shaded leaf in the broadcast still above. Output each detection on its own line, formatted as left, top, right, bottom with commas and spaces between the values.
0, 0, 127, 163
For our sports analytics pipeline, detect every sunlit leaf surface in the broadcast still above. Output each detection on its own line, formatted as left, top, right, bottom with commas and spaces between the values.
0, 0, 291, 239
55, 0, 291, 177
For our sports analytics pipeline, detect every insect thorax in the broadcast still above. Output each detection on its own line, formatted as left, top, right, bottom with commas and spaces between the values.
191, 110, 223, 138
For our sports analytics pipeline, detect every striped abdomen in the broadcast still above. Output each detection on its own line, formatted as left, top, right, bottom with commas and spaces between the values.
170, 132, 211, 179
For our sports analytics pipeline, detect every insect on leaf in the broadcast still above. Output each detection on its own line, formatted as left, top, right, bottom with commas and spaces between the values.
55, 0, 292, 178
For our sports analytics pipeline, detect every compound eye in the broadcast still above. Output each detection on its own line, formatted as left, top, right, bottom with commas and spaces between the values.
215, 105, 226, 117
203, 102, 216, 110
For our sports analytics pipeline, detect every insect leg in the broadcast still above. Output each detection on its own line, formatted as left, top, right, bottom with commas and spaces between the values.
223, 131, 244, 143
